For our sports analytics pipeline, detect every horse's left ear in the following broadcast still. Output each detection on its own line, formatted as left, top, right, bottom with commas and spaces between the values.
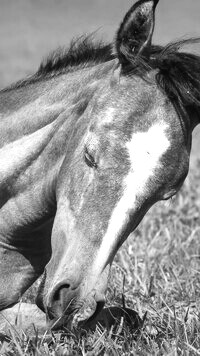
115, 0, 159, 66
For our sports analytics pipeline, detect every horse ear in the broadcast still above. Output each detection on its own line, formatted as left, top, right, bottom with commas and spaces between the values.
115, 0, 159, 66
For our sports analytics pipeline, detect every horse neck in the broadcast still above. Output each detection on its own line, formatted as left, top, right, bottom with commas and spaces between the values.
0, 63, 112, 208
0, 59, 114, 138
0, 77, 86, 143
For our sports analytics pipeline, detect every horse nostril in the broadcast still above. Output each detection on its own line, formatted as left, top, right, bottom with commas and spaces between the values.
47, 281, 80, 319
53, 284, 71, 302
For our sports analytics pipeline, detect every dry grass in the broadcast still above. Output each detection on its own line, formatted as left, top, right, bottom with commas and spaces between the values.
0, 160, 199, 355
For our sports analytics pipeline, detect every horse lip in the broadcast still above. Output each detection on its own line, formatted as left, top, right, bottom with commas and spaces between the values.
46, 304, 76, 329
71, 294, 106, 328
46, 289, 106, 330
46, 306, 57, 321
84, 300, 105, 324
46, 304, 78, 330
48, 300, 105, 330
47, 314, 70, 330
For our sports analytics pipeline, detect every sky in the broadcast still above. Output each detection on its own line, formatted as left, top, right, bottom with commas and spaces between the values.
0, 0, 200, 87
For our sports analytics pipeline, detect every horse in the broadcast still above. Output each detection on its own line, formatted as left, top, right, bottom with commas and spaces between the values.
0, 0, 200, 329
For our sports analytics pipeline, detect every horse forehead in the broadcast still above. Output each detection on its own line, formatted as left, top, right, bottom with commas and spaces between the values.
94, 79, 161, 127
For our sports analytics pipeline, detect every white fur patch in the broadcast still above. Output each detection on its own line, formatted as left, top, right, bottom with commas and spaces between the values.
126, 122, 170, 193
92, 122, 170, 274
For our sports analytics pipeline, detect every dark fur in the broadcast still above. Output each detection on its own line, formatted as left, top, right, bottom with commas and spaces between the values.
148, 38, 200, 118
122, 37, 200, 124
37, 36, 113, 77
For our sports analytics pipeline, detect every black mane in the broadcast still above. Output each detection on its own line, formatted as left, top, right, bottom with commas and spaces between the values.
2, 36, 114, 91
2, 35, 200, 122
134, 38, 200, 120
37, 36, 114, 77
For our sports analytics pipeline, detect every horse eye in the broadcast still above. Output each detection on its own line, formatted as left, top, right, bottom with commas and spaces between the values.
84, 148, 98, 169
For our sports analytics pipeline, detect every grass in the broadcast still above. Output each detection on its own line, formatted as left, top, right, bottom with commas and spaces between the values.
1, 161, 200, 355
0, 161, 200, 356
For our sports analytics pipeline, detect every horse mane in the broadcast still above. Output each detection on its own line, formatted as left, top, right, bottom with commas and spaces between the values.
129, 38, 200, 120
37, 36, 114, 77
2, 35, 200, 122
1, 36, 114, 91
106, 37, 200, 126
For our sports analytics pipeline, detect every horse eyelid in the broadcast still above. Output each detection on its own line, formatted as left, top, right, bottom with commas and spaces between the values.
84, 148, 98, 169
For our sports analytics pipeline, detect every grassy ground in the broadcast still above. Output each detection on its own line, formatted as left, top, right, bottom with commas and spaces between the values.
0, 159, 199, 355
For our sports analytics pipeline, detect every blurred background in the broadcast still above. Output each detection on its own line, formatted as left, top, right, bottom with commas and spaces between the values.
1, 0, 200, 87
1, 0, 200, 156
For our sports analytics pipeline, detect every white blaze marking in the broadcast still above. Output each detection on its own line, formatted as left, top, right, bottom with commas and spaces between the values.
93, 122, 170, 274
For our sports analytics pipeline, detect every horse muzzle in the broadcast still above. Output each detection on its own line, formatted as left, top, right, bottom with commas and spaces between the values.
46, 289, 105, 329
36, 272, 107, 329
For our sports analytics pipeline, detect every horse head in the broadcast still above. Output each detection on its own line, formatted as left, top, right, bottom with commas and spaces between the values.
33, 0, 198, 327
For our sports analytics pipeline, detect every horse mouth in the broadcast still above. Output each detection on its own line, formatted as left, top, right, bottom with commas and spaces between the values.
47, 298, 105, 330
